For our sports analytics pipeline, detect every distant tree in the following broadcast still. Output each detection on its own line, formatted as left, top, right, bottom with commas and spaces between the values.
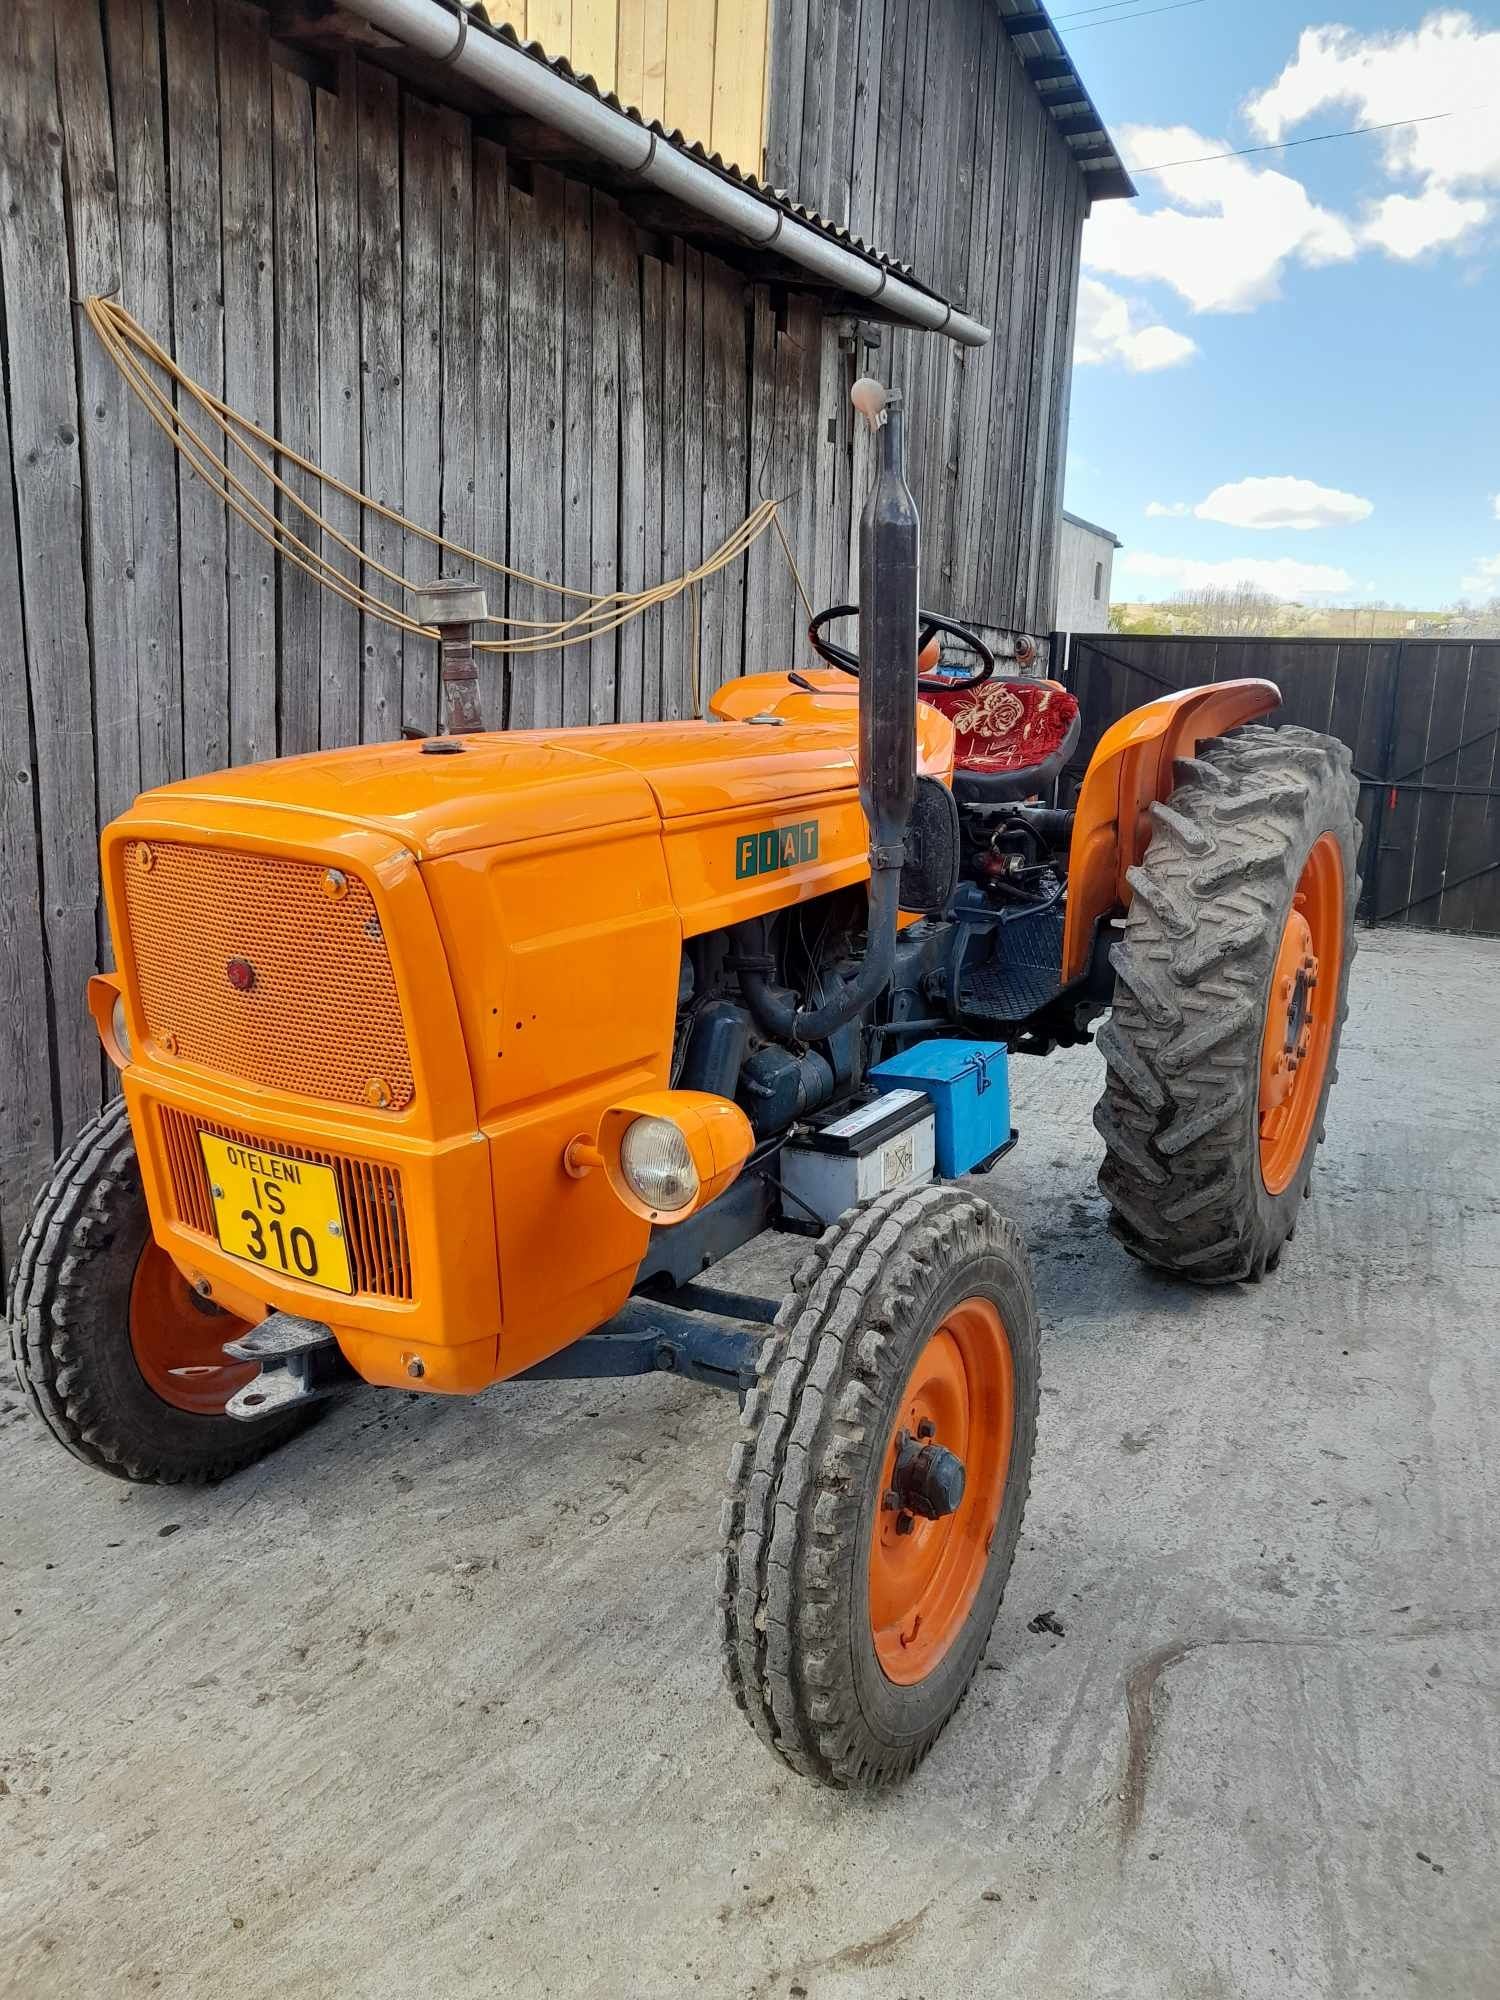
1169, 582, 1280, 636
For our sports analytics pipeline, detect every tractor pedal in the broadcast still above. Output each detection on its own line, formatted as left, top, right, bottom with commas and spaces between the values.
223, 1314, 351, 1423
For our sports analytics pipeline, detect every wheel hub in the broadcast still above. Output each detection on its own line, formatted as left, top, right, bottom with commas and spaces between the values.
868, 1299, 1015, 1685
128, 1239, 257, 1415
884, 1427, 967, 1533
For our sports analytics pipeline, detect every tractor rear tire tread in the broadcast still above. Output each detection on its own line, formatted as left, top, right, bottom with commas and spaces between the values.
1095, 724, 1360, 1284
718, 1184, 1039, 1787
7, 1099, 316, 1484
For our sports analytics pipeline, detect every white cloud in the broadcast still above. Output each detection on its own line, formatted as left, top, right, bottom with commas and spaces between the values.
1460, 553, 1500, 595
1492, 494, 1500, 521
1145, 501, 1189, 518
1193, 475, 1374, 532
1083, 123, 1356, 313
1074, 277, 1198, 372
1361, 188, 1489, 258
1119, 552, 1355, 598
1246, 14, 1500, 194
1246, 14, 1499, 260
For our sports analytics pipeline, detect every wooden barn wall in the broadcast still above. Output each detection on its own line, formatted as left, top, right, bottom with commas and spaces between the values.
765, 0, 1089, 640
0, 0, 1085, 1264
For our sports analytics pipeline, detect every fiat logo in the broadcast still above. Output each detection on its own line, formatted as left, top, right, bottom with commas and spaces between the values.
226, 958, 256, 993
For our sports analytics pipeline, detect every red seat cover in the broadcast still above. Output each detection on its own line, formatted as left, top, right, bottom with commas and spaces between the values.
923, 678, 1080, 774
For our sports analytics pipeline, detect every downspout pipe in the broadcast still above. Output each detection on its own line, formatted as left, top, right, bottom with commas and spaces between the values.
332, 0, 992, 347
734, 379, 919, 1046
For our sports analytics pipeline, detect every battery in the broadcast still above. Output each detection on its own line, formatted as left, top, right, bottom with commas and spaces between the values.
779, 1088, 936, 1228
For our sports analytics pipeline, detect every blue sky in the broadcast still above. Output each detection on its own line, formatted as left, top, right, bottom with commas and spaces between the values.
1060, 2, 1500, 607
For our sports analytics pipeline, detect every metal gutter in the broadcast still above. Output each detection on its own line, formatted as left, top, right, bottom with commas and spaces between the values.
330, 0, 994, 347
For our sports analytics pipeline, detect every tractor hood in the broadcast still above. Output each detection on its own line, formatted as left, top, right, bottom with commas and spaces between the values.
124, 719, 866, 860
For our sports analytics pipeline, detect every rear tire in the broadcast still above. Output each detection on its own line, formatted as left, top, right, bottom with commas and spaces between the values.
1094, 724, 1360, 1283
718, 1185, 1040, 1787
7, 1100, 318, 1484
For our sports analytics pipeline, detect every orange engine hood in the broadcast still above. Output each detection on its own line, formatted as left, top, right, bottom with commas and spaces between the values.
123, 715, 899, 860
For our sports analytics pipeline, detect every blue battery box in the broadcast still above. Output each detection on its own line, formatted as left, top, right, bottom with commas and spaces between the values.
868, 1040, 1012, 1177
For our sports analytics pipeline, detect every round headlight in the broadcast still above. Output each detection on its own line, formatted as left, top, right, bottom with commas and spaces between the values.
112, 995, 132, 1065
619, 1116, 699, 1213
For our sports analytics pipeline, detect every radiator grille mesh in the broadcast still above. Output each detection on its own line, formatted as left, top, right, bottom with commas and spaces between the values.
122, 841, 413, 1111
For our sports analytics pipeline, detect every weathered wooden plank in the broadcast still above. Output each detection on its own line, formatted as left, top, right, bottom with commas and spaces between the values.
745, 286, 783, 670
951, 3, 1001, 620
659, 248, 686, 717
614, 204, 646, 722
698, 258, 729, 700
992, 58, 1044, 628
765, 0, 808, 195
640, 252, 664, 722
165, 0, 230, 777
588, 190, 619, 723
271, 61, 322, 756
1035, 167, 1086, 633
357, 64, 404, 741
507, 167, 565, 728
440, 106, 477, 621
562, 174, 594, 726
0, 3, 102, 1139
641, 0, 670, 127
473, 137, 510, 727
1373, 642, 1439, 925
314, 62, 361, 749
1019, 124, 1067, 630
616, 0, 647, 109
715, 260, 747, 689
218, 1, 277, 767
712, 0, 771, 177
0, 316, 57, 1266
680, 244, 704, 706
401, 97, 444, 735
847, 0, 886, 249
56, 0, 139, 859
106, 0, 182, 795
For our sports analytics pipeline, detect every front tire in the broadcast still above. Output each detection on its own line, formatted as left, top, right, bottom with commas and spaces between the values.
1095, 724, 1360, 1283
7, 1099, 317, 1483
718, 1185, 1040, 1787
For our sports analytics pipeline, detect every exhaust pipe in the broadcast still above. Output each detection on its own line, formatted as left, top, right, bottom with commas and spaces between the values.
735, 378, 918, 1045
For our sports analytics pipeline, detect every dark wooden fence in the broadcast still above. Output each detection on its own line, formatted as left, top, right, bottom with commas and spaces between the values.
1062, 634, 1500, 938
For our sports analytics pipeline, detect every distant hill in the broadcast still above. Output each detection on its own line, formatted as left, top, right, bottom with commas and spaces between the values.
1111, 590, 1500, 642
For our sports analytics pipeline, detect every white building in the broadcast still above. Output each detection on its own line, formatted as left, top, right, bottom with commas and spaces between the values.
1055, 511, 1122, 634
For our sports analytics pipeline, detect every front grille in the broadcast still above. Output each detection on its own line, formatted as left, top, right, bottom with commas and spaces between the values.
122, 840, 414, 1111
159, 1107, 414, 1301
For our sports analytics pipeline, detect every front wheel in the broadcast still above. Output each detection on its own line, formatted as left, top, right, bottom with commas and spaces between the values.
718, 1185, 1040, 1787
1095, 723, 1361, 1283
7, 1099, 319, 1483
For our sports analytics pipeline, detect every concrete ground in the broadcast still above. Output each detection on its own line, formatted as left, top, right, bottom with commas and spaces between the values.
3, 926, 1498, 2000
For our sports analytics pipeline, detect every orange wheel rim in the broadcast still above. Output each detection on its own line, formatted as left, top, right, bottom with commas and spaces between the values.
128, 1240, 256, 1416
867, 1296, 1015, 1686
1258, 833, 1344, 1196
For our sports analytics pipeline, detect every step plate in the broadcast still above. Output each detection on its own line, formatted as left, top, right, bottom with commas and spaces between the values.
958, 904, 1066, 1023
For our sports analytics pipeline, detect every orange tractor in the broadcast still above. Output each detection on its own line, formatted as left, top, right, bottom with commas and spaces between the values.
8, 381, 1358, 1787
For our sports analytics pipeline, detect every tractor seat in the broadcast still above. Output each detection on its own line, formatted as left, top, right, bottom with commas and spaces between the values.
922, 677, 1081, 806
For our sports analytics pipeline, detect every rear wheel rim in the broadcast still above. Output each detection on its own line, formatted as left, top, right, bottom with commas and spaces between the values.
1259, 832, 1345, 1197
868, 1296, 1015, 1685
127, 1240, 256, 1416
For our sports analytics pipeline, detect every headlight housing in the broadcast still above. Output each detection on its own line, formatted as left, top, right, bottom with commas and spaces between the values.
112, 995, 132, 1065
619, 1116, 699, 1214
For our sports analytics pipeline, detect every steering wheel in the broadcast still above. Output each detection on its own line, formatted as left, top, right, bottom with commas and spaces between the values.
806, 604, 996, 694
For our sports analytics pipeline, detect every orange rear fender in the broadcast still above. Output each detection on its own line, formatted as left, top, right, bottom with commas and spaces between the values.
1060, 679, 1280, 984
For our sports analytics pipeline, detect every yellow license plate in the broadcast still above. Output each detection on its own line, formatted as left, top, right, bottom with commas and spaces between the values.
199, 1134, 353, 1295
